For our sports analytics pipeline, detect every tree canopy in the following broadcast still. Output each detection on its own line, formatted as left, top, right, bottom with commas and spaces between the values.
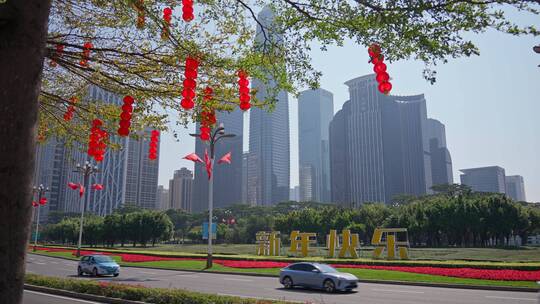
38, 0, 539, 144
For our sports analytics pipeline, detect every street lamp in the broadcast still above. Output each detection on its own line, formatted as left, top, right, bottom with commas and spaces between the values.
190, 123, 236, 268
73, 161, 99, 257
32, 184, 49, 252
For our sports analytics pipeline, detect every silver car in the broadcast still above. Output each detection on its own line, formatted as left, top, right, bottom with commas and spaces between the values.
78, 255, 120, 277
279, 262, 358, 292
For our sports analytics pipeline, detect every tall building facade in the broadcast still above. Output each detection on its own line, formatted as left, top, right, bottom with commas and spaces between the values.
505, 175, 526, 201
192, 109, 244, 212
460, 166, 506, 194
169, 168, 193, 212
156, 185, 170, 210
298, 89, 333, 202
427, 118, 453, 186
248, 6, 290, 206
32, 86, 159, 220
124, 128, 160, 210
329, 74, 432, 205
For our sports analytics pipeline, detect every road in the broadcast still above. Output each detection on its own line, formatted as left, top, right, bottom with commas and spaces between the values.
24, 290, 105, 304
26, 254, 539, 304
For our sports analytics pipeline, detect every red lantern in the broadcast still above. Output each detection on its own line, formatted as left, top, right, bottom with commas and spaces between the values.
39, 197, 47, 206
80, 42, 93, 67
32, 201, 38, 207
92, 184, 104, 190
162, 7, 173, 40
237, 70, 251, 111
368, 44, 393, 95
182, 0, 194, 22
134, 0, 145, 28
50, 44, 64, 67
118, 96, 134, 136
148, 130, 159, 160
88, 119, 107, 162
181, 57, 198, 110
63, 97, 78, 122
200, 125, 210, 141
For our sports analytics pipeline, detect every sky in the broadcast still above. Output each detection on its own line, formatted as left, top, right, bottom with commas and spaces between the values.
158, 10, 540, 202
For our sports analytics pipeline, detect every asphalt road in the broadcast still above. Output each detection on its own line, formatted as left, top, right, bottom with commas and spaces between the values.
24, 290, 105, 304
26, 254, 539, 304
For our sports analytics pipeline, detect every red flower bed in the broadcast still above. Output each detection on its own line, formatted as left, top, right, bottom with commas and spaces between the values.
331, 264, 540, 281
216, 260, 289, 268
32, 247, 540, 281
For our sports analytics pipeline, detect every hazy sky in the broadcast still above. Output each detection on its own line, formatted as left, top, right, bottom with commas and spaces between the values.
158, 10, 539, 202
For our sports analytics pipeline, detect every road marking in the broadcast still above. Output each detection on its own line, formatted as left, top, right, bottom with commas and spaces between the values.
34, 262, 47, 265
139, 271, 157, 274
485, 296, 537, 301
24, 290, 102, 303
371, 288, 425, 294
176, 274, 200, 278
222, 278, 253, 282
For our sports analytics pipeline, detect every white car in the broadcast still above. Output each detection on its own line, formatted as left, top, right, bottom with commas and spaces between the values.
78, 255, 120, 277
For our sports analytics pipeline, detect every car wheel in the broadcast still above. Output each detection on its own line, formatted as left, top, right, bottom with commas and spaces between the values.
77, 266, 83, 276
282, 276, 293, 289
92, 268, 99, 277
323, 279, 336, 293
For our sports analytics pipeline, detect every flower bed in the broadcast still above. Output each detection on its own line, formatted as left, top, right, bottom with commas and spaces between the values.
32, 246, 540, 281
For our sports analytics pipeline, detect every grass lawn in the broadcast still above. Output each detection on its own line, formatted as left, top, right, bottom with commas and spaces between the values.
30, 250, 540, 289
80, 244, 540, 262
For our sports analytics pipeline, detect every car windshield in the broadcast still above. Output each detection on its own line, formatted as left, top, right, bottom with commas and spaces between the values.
93, 256, 114, 263
317, 264, 338, 273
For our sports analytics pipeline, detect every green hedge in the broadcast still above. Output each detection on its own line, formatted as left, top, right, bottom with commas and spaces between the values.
37, 245, 540, 271
25, 274, 289, 304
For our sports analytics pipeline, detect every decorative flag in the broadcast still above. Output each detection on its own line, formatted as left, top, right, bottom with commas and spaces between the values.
183, 153, 203, 163
217, 152, 232, 164
68, 182, 79, 190
204, 149, 212, 180
79, 185, 85, 197
32, 201, 38, 207
92, 184, 104, 190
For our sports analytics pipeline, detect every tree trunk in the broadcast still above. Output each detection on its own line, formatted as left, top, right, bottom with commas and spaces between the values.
0, 1, 52, 303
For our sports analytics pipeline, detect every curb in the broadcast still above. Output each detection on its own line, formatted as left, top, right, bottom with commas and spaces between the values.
29, 252, 540, 293
24, 284, 147, 304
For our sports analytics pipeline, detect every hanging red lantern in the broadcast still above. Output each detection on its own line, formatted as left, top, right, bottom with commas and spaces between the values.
118, 95, 134, 136
80, 42, 93, 67
148, 130, 159, 160
39, 197, 47, 206
88, 119, 107, 162
182, 0, 194, 22
134, 0, 145, 29
162, 7, 173, 40
237, 70, 251, 111
50, 44, 64, 67
181, 57, 198, 110
368, 44, 393, 95
63, 97, 78, 122
32, 201, 38, 207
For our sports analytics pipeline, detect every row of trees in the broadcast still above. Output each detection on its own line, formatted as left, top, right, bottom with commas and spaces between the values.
43, 210, 173, 247
42, 189, 540, 248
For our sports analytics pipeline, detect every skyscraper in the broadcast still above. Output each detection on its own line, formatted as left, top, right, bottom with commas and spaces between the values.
156, 185, 170, 210
124, 128, 160, 210
192, 109, 243, 212
427, 118, 453, 186
329, 74, 432, 205
32, 86, 159, 218
248, 6, 290, 206
298, 89, 333, 202
460, 166, 506, 194
505, 175, 526, 201
169, 168, 193, 212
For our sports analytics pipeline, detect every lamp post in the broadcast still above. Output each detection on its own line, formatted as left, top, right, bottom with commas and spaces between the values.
74, 161, 99, 257
190, 123, 236, 268
32, 184, 49, 252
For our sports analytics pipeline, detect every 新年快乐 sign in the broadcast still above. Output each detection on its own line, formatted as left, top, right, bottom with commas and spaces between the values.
256, 228, 409, 260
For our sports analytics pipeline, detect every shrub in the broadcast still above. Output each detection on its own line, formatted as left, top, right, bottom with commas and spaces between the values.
25, 274, 289, 304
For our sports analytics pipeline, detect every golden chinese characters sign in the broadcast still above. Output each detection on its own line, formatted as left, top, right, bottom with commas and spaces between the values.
256, 228, 409, 259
